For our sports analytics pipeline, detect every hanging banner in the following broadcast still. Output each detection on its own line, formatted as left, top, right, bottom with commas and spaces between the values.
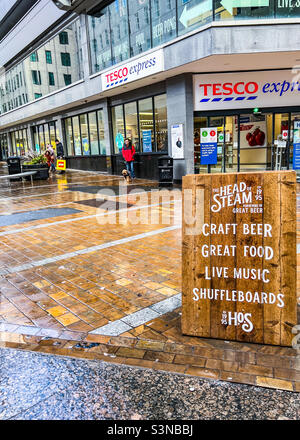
200, 128, 218, 165
171, 124, 184, 159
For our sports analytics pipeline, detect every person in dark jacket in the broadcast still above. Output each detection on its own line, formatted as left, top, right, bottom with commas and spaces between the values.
122, 138, 135, 179
55, 139, 64, 157
55, 139, 65, 174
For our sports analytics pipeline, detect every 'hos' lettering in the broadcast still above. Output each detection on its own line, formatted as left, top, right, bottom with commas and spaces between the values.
211, 182, 251, 213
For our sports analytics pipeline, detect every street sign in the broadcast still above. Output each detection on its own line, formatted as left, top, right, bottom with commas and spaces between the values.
182, 171, 297, 347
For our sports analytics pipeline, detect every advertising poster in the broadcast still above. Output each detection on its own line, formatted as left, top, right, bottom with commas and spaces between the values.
142, 130, 152, 152
82, 138, 90, 156
238, 120, 267, 149
200, 127, 217, 165
171, 124, 184, 159
293, 121, 300, 170
115, 133, 124, 152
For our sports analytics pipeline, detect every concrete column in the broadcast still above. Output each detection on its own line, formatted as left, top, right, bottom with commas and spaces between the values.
166, 73, 194, 182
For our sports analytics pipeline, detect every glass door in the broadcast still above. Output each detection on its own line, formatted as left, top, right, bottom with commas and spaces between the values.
224, 116, 238, 173
208, 116, 225, 173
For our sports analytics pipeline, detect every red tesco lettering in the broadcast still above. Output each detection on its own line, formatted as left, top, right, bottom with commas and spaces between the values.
199, 82, 259, 96
106, 67, 128, 84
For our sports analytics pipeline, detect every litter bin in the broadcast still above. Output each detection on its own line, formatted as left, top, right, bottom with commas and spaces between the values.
7, 156, 21, 181
158, 155, 173, 187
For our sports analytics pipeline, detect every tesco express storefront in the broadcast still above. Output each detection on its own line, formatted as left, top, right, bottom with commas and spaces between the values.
193, 69, 300, 174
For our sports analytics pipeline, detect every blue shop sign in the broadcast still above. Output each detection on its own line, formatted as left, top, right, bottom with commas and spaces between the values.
200, 142, 218, 165
142, 130, 152, 152
293, 142, 300, 170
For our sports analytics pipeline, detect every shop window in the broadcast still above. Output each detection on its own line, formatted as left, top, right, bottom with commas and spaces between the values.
139, 97, 155, 152
45, 50, 52, 64
72, 116, 82, 155
80, 114, 90, 155
124, 102, 139, 152
61, 53, 71, 67
48, 72, 55, 86
32, 70, 41, 85
97, 110, 106, 155
64, 74, 72, 86
89, 112, 100, 155
65, 118, 74, 156
112, 105, 125, 154
59, 31, 69, 45
154, 94, 168, 152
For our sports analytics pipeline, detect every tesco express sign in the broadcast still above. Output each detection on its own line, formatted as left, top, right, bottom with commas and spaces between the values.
101, 49, 164, 91
194, 70, 300, 111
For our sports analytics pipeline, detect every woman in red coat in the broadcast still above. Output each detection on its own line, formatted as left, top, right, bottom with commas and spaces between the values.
122, 138, 136, 179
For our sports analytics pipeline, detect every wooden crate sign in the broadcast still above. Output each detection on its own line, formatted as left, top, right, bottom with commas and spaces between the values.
182, 171, 297, 346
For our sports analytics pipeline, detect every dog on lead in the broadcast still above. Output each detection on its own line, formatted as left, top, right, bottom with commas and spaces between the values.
122, 169, 131, 183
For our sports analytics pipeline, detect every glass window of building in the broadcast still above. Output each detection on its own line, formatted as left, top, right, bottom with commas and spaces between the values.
45, 50, 52, 64
87, 7, 112, 75
124, 101, 139, 151
64, 74, 72, 86
139, 97, 155, 152
32, 70, 41, 85
59, 31, 69, 45
110, 0, 130, 65
30, 51, 39, 62
72, 116, 82, 155
128, 0, 151, 57
61, 52, 71, 67
80, 113, 90, 155
0, 19, 83, 116
214, 0, 275, 20
112, 105, 125, 153
112, 94, 167, 154
48, 72, 55, 86
154, 94, 168, 152
177, 0, 212, 37
89, 112, 100, 155
97, 110, 106, 155
34, 93, 42, 99
64, 118, 74, 156
151, 0, 176, 47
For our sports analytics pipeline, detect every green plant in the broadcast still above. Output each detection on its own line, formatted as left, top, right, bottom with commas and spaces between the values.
23, 154, 47, 165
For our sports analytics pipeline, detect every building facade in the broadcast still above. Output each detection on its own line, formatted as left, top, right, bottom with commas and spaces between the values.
1, 0, 300, 180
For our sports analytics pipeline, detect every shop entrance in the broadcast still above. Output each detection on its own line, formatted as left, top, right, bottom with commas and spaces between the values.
194, 111, 298, 173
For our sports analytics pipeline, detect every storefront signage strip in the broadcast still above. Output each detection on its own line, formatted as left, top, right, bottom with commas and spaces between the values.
194, 70, 300, 111
101, 49, 164, 91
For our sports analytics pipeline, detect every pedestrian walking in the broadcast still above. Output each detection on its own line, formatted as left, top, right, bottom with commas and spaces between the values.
46, 144, 56, 173
55, 139, 65, 174
122, 138, 135, 180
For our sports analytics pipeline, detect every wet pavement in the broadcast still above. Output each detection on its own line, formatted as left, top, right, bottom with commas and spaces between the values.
0, 163, 299, 416
1, 347, 299, 420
